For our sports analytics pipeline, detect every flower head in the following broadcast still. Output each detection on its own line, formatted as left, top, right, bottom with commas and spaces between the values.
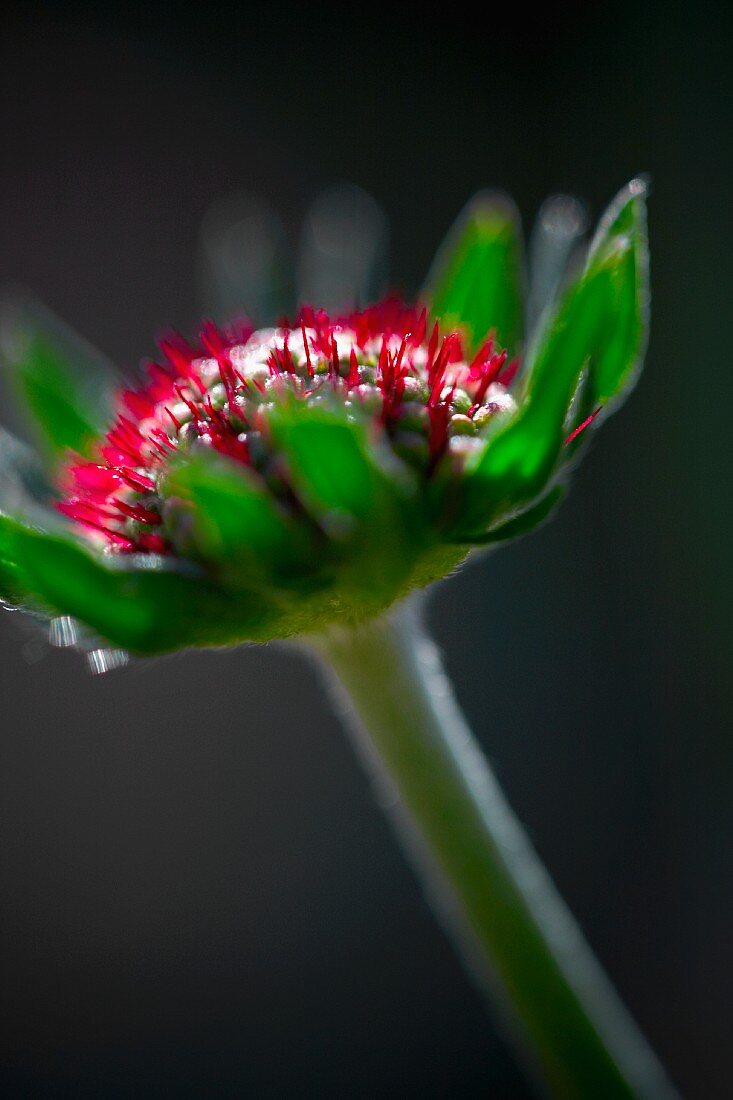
0, 180, 648, 656
58, 301, 517, 558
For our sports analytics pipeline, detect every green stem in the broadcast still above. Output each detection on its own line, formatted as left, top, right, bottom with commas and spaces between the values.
313, 601, 677, 1100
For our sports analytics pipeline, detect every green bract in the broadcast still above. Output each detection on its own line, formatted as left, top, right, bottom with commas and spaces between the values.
0, 180, 648, 657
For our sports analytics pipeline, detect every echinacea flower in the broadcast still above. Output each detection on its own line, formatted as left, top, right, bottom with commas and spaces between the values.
0, 180, 647, 658
0, 178, 676, 1100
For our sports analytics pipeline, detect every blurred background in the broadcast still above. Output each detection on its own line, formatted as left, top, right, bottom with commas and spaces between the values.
0, 1, 731, 1096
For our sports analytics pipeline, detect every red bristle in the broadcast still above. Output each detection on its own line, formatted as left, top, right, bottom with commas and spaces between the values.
201, 321, 240, 403
427, 398, 453, 467
199, 321, 225, 356
564, 405, 602, 446
281, 331, 295, 373
411, 308, 427, 347
497, 357, 520, 388
104, 435, 141, 465
58, 501, 134, 550
114, 501, 162, 525
469, 335, 496, 374
223, 319, 255, 347
348, 348, 360, 387
426, 322, 440, 373
136, 532, 168, 554
165, 406, 182, 431
473, 350, 508, 406
301, 325, 314, 378
175, 384, 205, 422
211, 432, 249, 464
116, 468, 156, 493
393, 334, 409, 378
145, 361, 177, 403
377, 339, 389, 391
69, 464, 121, 496
203, 396, 228, 431
150, 427, 175, 452
118, 415, 144, 441
122, 390, 155, 420
427, 340, 450, 406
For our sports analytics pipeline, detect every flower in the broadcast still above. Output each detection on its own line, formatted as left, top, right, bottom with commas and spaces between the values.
0, 180, 648, 656
57, 301, 518, 555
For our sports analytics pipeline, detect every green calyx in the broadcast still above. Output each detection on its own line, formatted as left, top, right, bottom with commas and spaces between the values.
0, 180, 649, 656
453, 179, 648, 538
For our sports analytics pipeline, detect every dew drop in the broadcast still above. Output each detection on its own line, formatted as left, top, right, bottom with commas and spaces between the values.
86, 648, 129, 675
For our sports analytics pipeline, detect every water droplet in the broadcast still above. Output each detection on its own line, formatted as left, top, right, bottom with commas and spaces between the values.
49, 615, 80, 647
86, 648, 129, 675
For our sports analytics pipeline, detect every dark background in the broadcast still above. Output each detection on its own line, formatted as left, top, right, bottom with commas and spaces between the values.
1, 1, 731, 1096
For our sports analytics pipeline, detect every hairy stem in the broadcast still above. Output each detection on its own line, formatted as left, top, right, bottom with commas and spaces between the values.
313, 601, 677, 1100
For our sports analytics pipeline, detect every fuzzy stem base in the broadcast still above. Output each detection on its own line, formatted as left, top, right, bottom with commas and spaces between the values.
313, 601, 677, 1100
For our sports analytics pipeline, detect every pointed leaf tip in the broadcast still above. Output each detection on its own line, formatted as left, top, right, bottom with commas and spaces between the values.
588, 177, 649, 262
424, 191, 525, 355
583, 177, 649, 410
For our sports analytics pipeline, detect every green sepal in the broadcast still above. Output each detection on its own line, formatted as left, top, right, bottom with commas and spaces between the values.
581, 178, 649, 410
0, 295, 116, 459
454, 268, 611, 535
0, 513, 38, 608
536, 179, 649, 453
453, 182, 647, 538
423, 192, 525, 355
452, 485, 565, 546
3, 520, 279, 654
162, 452, 319, 588
268, 401, 425, 609
0, 426, 61, 607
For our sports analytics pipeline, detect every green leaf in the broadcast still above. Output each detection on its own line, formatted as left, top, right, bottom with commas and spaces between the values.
0, 295, 116, 459
424, 192, 525, 354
